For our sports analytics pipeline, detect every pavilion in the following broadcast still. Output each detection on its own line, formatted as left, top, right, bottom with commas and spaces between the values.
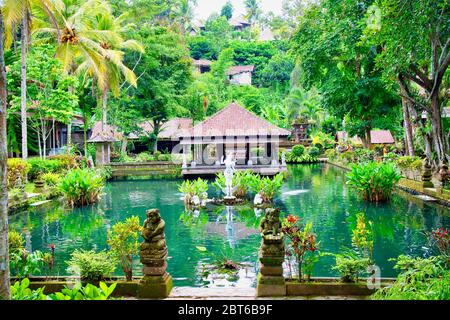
178, 102, 290, 177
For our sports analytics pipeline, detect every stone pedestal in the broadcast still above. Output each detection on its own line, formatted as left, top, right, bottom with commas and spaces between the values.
137, 209, 173, 299
421, 161, 434, 188
256, 208, 286, 297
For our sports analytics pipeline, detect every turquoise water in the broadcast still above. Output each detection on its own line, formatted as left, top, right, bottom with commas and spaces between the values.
9, 164, 450, 287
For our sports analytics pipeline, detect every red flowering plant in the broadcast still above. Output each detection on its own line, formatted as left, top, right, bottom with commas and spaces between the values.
429, 227, 449, 260
282, 214, 319, 281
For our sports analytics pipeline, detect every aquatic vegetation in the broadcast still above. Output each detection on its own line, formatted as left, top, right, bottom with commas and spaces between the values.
59, 168, 105, 206
351, 212, 374, 261
346, 162, 401, 202
178, 178, 208, 206
248, 173, 284, 203
213, 170, 255, 198
330, 250, 370, 283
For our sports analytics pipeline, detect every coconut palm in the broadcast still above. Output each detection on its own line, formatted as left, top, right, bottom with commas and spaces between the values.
286, 86, 325, 127
2, 0, 57, 159
76, 9, 144, 130
244, 0, 262, 25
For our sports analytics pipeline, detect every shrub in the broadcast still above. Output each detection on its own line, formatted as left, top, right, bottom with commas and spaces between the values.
67, 250, 116, 282
47, 154, 79, 170
135, 152, 154, 162
311, 132, 335, 149
325, 148, 337, 160
331, 250, 370, 283
395, 156, 423, 171
107, 216, 143, 281
291, 145, 305, 157
7, 158, 31, 188
40, 172, 61, 187
10, 250, 45, 279
346, 162, 401, 202
372, 255, 449, 300
307, 146, 321, 157
9, 230, 25, 254
157, 154, 171, 161
59, 168, 104, 206
354, 148, 375, 163
282, 215, 319, 281
27, 157, 65, 180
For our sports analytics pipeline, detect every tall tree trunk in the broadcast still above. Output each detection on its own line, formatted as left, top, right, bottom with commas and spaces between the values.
20, 14, 28, 160
430, 92, 447, 165
397, 75, 415, 156
102, 90, 108, 131
0, 11, 11, 300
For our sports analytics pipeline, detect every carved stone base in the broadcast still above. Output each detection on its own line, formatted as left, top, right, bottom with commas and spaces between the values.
256, 273, 286, 296
138, 272, 173, 299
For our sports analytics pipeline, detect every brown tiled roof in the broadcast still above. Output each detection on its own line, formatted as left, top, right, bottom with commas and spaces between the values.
107, 118, 192, 140
88, 122, 120, 143
226, 65, 254, 76
193, 59, 212, 67
336, 130, 395, 144
229, 17, 251, 27
181, 102, 290, 137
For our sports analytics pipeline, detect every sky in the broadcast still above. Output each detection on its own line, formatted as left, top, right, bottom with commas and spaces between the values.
194, 0, 284, 21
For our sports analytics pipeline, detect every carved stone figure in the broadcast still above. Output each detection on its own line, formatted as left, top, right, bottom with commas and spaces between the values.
138, 209, 173, 298
256, 208, 285, 297
421, 159, 434, 188
259, 208, 282, 236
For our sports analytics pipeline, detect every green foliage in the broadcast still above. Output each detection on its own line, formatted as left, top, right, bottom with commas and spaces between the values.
282, 215, 319, 281
48, 282, 117, 300
395, 156, 423, 171
40, 172, 61, 187
307, 146, 321, 158
351, 213, 374, 260
346, 162, 401, 202
311, 132, 335, 150
59, 169, 105, 206
67, 250, 116, 282
27, 158, 67, 180
10, 250, 45, 279
292, 145, 305, 157
8, 230, 25, 254
372, 255, 449, 300
285, 152, 318, 164
107, 216, 143, 281
213, 170, 255, 198
353, 148, 376, 163
11, 279, 47, 301
6, 158, 31, 188
331, 250, 370, 283
248, 173, 284, 203
179, 178, 209, 205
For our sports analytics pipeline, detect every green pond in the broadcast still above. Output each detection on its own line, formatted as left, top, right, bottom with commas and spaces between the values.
10, 164, 450, 287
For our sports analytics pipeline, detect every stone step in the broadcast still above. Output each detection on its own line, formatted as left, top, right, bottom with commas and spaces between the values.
169, 287, 256, 299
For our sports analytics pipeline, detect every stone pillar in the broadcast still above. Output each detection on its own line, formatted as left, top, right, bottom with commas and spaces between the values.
421, 160, 434, 188
138, 209, 173, 298
256, 208, 286, 297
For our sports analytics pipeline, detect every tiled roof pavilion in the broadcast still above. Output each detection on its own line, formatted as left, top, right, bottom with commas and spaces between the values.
181, 102, 291, 138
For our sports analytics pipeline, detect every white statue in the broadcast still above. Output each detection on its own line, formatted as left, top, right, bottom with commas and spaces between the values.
182, 153, 187, 168
281, 152, 286, 166
221, 152, 236, 198
254, 193, 263, 206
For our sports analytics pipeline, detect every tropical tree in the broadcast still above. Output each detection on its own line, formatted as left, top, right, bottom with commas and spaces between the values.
0, 9, 10, 300
2, 0, 57, 159
221, 1, 233, 20
244, 0, 262, 25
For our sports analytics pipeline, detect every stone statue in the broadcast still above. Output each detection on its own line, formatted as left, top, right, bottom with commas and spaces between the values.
281, 152, 286, 166
221, 152, 236, 198
259, 208, 282, 237
139, 208, 173, 298
257, 207, 285, 296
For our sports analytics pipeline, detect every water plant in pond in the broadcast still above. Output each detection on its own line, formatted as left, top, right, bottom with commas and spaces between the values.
213, 170, 255, 198
178, 178, 208, 206
67, 250, 117, 282
351, 212, 374, 261
282, 214, 319, 281
372, 255, 450, 300
249, 173, 285, 204
10, 250, 45, 279
107, 216, 143, 281
346, 162, 401, 202
428, 227, 449, 259
59, 168, 105, 206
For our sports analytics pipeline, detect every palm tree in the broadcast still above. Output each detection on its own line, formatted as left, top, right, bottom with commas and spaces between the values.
0, 9, 10, 300
244, 0, 262, 25
171, 0, 196, 33
3, 0, 58, 159
286, 86, 325, 127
